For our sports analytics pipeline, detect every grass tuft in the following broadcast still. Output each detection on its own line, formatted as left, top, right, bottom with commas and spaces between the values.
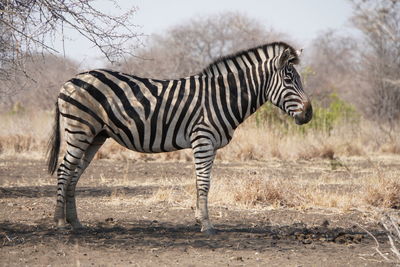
365, 177, 400, 209
231, 178, 296, 207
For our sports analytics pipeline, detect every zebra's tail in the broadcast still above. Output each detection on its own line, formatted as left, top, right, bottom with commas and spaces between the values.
47, 101, 61, 175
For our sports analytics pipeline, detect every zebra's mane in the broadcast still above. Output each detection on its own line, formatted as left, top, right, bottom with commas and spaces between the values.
201, 42, 299, 76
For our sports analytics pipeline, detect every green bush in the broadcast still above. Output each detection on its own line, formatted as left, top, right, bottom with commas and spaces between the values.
255, 93, 360, 134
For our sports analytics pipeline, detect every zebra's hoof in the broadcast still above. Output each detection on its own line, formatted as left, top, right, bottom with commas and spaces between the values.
55, 224, 72, 233
55, 219, 69, 229
71, 222, 85, 231
202, 227, 217, 236
71, 226, 86, 234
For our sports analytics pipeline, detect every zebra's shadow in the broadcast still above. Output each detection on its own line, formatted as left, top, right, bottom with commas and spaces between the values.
0, 220, 384, 250
0, 185, 157, 198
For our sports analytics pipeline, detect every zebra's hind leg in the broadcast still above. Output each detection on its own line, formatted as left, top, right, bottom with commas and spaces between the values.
191, 137, 216, 235
54, 137, 90, 229
65, 133, 108, 230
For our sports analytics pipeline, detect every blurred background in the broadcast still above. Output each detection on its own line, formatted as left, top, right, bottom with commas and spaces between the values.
0, 0, 399, 160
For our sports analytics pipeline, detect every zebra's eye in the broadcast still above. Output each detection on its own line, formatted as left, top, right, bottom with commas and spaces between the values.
284, 77, 291, 83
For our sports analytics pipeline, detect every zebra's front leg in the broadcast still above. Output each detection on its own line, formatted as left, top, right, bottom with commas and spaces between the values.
191, 138, 216, 235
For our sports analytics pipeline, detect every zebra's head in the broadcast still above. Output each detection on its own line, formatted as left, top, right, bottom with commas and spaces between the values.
268, 47, 312, 125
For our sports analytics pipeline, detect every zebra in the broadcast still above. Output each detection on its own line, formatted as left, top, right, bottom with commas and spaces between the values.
47, 42, 312, 235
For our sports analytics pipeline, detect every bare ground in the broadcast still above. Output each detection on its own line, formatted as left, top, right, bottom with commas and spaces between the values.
0, 157, 399, 266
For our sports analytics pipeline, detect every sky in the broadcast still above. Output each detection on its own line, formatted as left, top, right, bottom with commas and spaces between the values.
51, 0, 355, 68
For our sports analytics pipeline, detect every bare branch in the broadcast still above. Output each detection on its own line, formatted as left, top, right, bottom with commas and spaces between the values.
357, 223, 391, 262
119, 12, 289, 79
0, 0, 142, 84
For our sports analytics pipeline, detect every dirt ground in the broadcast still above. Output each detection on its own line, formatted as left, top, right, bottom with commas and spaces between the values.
0, 157, 398, 266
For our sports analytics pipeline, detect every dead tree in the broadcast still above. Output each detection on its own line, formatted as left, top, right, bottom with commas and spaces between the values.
351, 0, 400, 128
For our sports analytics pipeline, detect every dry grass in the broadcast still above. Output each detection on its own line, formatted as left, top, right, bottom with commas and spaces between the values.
364, 175, 400, 209
2, 111, 400, 212
0, 111, 51, 158
231, 178, 295, 207
1, 111, 400, 161
219, 120, 371, 161
140, 160, 400, 212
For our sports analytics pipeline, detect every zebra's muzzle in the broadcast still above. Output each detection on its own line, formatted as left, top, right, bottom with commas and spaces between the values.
294, 102, 312, 125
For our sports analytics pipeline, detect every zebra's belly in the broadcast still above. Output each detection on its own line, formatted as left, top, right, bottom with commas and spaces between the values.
106, 126, 192, 153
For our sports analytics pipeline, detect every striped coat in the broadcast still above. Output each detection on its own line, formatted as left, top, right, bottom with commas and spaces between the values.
47, 42, 312, 234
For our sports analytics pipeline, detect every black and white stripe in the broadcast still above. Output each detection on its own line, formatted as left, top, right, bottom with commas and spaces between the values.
47, 42, 312, 234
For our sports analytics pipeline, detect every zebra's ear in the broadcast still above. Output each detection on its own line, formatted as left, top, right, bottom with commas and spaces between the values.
278, 48, 296, 69
296, 49, 303, 57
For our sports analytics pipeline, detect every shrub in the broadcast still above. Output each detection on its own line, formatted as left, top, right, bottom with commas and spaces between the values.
255, 93, 360, 134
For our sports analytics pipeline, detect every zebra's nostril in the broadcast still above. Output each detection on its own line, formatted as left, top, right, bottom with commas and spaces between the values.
306, 103, 313, 119
302, 102, 312, 118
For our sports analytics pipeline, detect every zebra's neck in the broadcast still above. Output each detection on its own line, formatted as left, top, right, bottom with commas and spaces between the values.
201, 48, 270, 129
